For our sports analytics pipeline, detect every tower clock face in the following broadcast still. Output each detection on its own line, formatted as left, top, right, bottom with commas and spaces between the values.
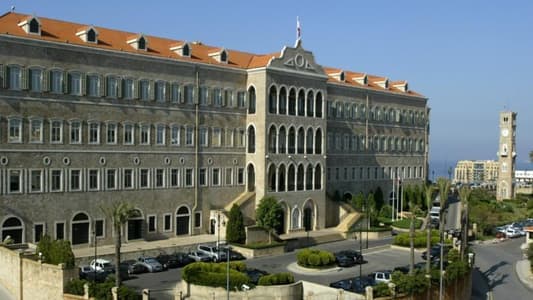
501, 129, 509, 137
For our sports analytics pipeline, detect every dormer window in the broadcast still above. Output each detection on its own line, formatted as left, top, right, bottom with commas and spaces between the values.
127, 34, 148, 51
76, 26, 99, 43
329, 71, 345, 82
170, 42, 191, 57
354, 75, 368, 86
393, 81, 408, 92
208, 48, 229, 63
339, 72, 345, 81
376, 78, 389, 89
18, 16, 41, 35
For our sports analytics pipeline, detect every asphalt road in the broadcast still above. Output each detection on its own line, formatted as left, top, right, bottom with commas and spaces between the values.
471, 238, 532, 300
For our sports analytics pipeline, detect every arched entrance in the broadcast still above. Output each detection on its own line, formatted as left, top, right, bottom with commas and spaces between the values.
210, 219, 216, 234
127, 209, 144, 241
303, 199, 316, 231
343, 192, 353, 202
1, 216, 24, 244
176, 206, 190, 235
71, 212, 90, 245
247, 164, 255, 192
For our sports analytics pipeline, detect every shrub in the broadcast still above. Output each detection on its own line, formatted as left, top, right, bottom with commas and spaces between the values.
373, 282, 391, 297
391, 269, 429, 295
380, 205, 393, 218
258, 272, 294, 286
307, 253, 320, 266
37, 235, 75, 267
182, 262, 250, 290
65, 279, 86, 296
393, 230, 441, 248
227, 204, 246, 244
392, 218, 422, 229
319, 251, 335, 265
296, 248, 336, 268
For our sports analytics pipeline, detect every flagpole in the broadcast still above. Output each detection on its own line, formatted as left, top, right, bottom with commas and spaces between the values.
400, 175, 403, 220
392, 173, 395, 222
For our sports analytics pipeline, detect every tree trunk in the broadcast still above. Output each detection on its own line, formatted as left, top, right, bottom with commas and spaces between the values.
409, 215, 415, 275
426, 213, 431, 275
461, 205, 468, 261
115, 224, 122, 288
268, 229, 272, 244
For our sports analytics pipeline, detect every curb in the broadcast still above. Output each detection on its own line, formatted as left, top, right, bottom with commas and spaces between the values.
514, 260, 533, 292
390, 245, 425, 253
286, 262, 342, 275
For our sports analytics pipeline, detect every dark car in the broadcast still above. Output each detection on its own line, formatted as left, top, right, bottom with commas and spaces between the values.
79, 266, 108, 282
226, 248, 246, 261
335, 250, 363, 267
430, 218, 440, 229
245, 268, 269, 285
393, 265, 409, 274
330, 277, 375, 294
120, 260, 147, 275
156, 254, 180, 270
173, 252, 195, 267
421, 244, 451, 261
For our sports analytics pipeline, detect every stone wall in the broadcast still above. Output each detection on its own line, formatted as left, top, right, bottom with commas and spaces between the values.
181, 280, 302, 300
301, 281, 365, 300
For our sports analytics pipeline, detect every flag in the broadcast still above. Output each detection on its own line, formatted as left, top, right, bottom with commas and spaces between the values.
297, 16, 301, 39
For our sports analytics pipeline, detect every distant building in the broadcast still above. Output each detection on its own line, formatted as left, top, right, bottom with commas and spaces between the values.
515, 170, 533, 184
453, 160, 499, 185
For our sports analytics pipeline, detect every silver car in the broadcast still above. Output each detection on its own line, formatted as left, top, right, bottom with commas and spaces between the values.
188, 250, 212, 262
137, 256, 163, 272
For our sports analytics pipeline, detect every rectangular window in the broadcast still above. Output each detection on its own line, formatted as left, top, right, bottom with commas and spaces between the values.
186, 127, 194, 146
212, 128, 221, 147
224, 90, 233, 107
171, 126, 180, 145
88, 169, 99, 190
50, 120, 63, 143
124, 123, 134, 145
184, 85, 194, 104
55, 222, 65, 240
34, 224, 44, 243
212, 168, 220, 186
8, 118, 22, 143
69, 73, 81, 95
352, 168, 356, 180
237, 91, 246, 108
9, 170, 22, 193
225, 129, 234, 147
225, 168, 233, 185
140, 124, 150, 145
199, 168, 207, 186
9, 66, 21, 90
199, 86, 208, 105
194, 212, 201, 228
148, 215, 156, 232
124, 78, 134, 99
163, 214, 172, 232
123, 169, 134, 189
237, 168, 244, 185
51, 70, 63, 94
70, 169, 81, 191
89, 122, 100, 144
343, 168, 348, 180
212, 88, 222, 106
199, 127, 208, 146
171, 83, 181, 103
156, 124, 165, 145
95, 220, 104, 238
70, 121, 81, 144
140, 169, 150, 188
171, 169, 179, 187
237, 129, 245, 147
87, 75, 99, 97
335, 168, 339, 180
106, 123, 117, 144
106, 169, 116, 190
30, 119, 43, 143
155, 81, 165, 102
30, 68, 42, 92
327, 168, 331, 181
155, 169, 164, 188
107, 77, 118, 98
140, 80, 150, 100
50, 169, 62, 192
185, 168, 194, 187
30, 169, 43, 193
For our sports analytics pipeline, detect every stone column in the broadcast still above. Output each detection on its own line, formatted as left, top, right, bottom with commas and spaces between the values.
111, 287, 118, 300
142, 289, 150, 300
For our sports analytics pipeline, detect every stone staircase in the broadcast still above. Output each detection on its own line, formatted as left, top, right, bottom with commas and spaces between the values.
335, 202, 363, 233
224, 191, 256, 212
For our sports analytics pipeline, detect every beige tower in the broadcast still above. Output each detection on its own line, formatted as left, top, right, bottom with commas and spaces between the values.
496, 111, 517, 200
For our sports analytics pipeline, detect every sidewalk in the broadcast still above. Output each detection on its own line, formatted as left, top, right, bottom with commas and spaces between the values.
515, 259, 533, 291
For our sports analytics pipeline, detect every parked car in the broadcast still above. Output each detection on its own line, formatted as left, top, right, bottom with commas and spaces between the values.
430, 218, 440, 229
79, 266, 108, 282
334, 250, 364, 267
330, 277, 375, 294
370, 270, 391, 284
245, 268, 269, 284
197, 245, 227, 262
393, 265, 409, 274
120, 260, 147, 275
89, 258, 115, 273
505, 227, 521, 238
156, 254, 180, 270
421, 244, 451, 261
173, 252, 195, 267
188, 250, 212, 262
137, 256, 163, 272
117, 263, 130, 281
225, 248, 246, 261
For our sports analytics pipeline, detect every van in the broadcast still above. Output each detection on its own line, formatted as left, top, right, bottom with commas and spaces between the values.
430, 207, 440, 220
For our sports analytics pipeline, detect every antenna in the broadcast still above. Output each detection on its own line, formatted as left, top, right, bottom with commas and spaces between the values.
11, 5, 15, 12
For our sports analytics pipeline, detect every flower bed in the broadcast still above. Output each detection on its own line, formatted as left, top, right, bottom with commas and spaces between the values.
296, 248, 336, 268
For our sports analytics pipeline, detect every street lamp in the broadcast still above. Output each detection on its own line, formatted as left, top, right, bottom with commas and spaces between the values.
226, 246, 230, 300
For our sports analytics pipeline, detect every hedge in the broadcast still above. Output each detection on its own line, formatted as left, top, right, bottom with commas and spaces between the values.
65, 277, 141, 299
257, 272, 294, 286
392, 218, 422, 229
393, 230, 440, 248
296, 248, 335, 268
182, 262, 250, 290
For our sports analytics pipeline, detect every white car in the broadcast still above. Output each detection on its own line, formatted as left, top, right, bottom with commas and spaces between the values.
197, 245, 227, 262
371, 271, 392, 284
90, 258, 115, 273
505, 228, 521, 238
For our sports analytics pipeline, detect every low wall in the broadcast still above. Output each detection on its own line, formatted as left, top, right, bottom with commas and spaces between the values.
0, 245, 77, 300
245, 226, 271, 245
342, 230, 391, 240
180, 280, 302, 300
231, 244, 286, 259
301, 281, 365, 300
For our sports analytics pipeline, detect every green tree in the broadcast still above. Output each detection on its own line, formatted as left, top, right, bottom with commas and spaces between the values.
226, 204, 246, 244
351, 192, 365, 212
413, 185, 423, 210
374, 187, 385, 211
102, 201, 139, 288
458, 186, 472, 261
408, 198, 418, 275
36, 235, 75, 268
256, 196, 283, 244
367, 192, 376, 227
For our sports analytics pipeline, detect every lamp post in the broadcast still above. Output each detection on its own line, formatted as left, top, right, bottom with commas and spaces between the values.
217, 212, 221, 261
359, 219, 363, 282
226, 246, 230, 300
93, 225, 97, 293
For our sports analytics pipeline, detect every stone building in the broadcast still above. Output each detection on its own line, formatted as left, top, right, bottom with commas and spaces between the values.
0, 12, 429, 247
453, 160, 499, 185
496, 111, 517, 200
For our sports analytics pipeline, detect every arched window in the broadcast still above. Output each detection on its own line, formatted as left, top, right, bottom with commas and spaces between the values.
248, 86, 256, 114
297, 164, 304, 190
29, 18, 40, 34
297, 127, 305, 154
291, 208, 301, 229
268, 125, 277, 153
176, 206, 190, 235
269, 86, 277, 114
315, 129, 322, 154
72, 212, 90, 245
268, 165, 276, 192
315, 92, 323, 118
247, 126, 255, 153
183, 44, 190, 57
278, 126, 287, 153
306, 164, 313, 190
381, 137, 387, 152
288, 88, 296, 115
279, 87, 287, 114
306, 128, 314, 154
288, 127, 296, 154
2, 217, 24, 244
87, 28, 97, 43
314, 164, 322, 190
306, 91, 314, 117
138, 37, 146, 50
288, 165, 296, 191
298, 89, 305, 116
220, 50, 228, 63
278, 164, 286, 192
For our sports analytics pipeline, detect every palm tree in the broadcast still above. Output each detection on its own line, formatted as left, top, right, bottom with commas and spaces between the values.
408, 199, 418, 275
458, 186, 472, 261
436, 177, 450, 300
424, 184, 435, 275
102, 201, 138, 288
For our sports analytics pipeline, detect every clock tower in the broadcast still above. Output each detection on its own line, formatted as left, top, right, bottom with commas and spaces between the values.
496, 111, 517, 201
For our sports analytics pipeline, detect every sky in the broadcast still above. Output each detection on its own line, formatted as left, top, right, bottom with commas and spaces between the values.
5, 0, 533, 176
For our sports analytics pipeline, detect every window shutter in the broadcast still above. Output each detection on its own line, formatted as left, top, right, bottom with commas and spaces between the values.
134, 80, 140, 99
5, 66, 11, 88
63, 71, 68, 94
67, 73, 72, 94
80, 73, 86, 95
149, 80, 155, 100
206, 88, 212, 105
42, 69, 49, 92
117, 78, 123, 98
0, 65, 4, 88
99, 75, 105, 97
21, 68, 29, 90
165, 82, 170, 102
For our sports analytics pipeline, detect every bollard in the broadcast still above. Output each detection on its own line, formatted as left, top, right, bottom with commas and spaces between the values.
111, 287, 118, 300
83, 283, 89, 300
174, 290, 183, 300
365, 286, 373, 300
142, 289, 150, 300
